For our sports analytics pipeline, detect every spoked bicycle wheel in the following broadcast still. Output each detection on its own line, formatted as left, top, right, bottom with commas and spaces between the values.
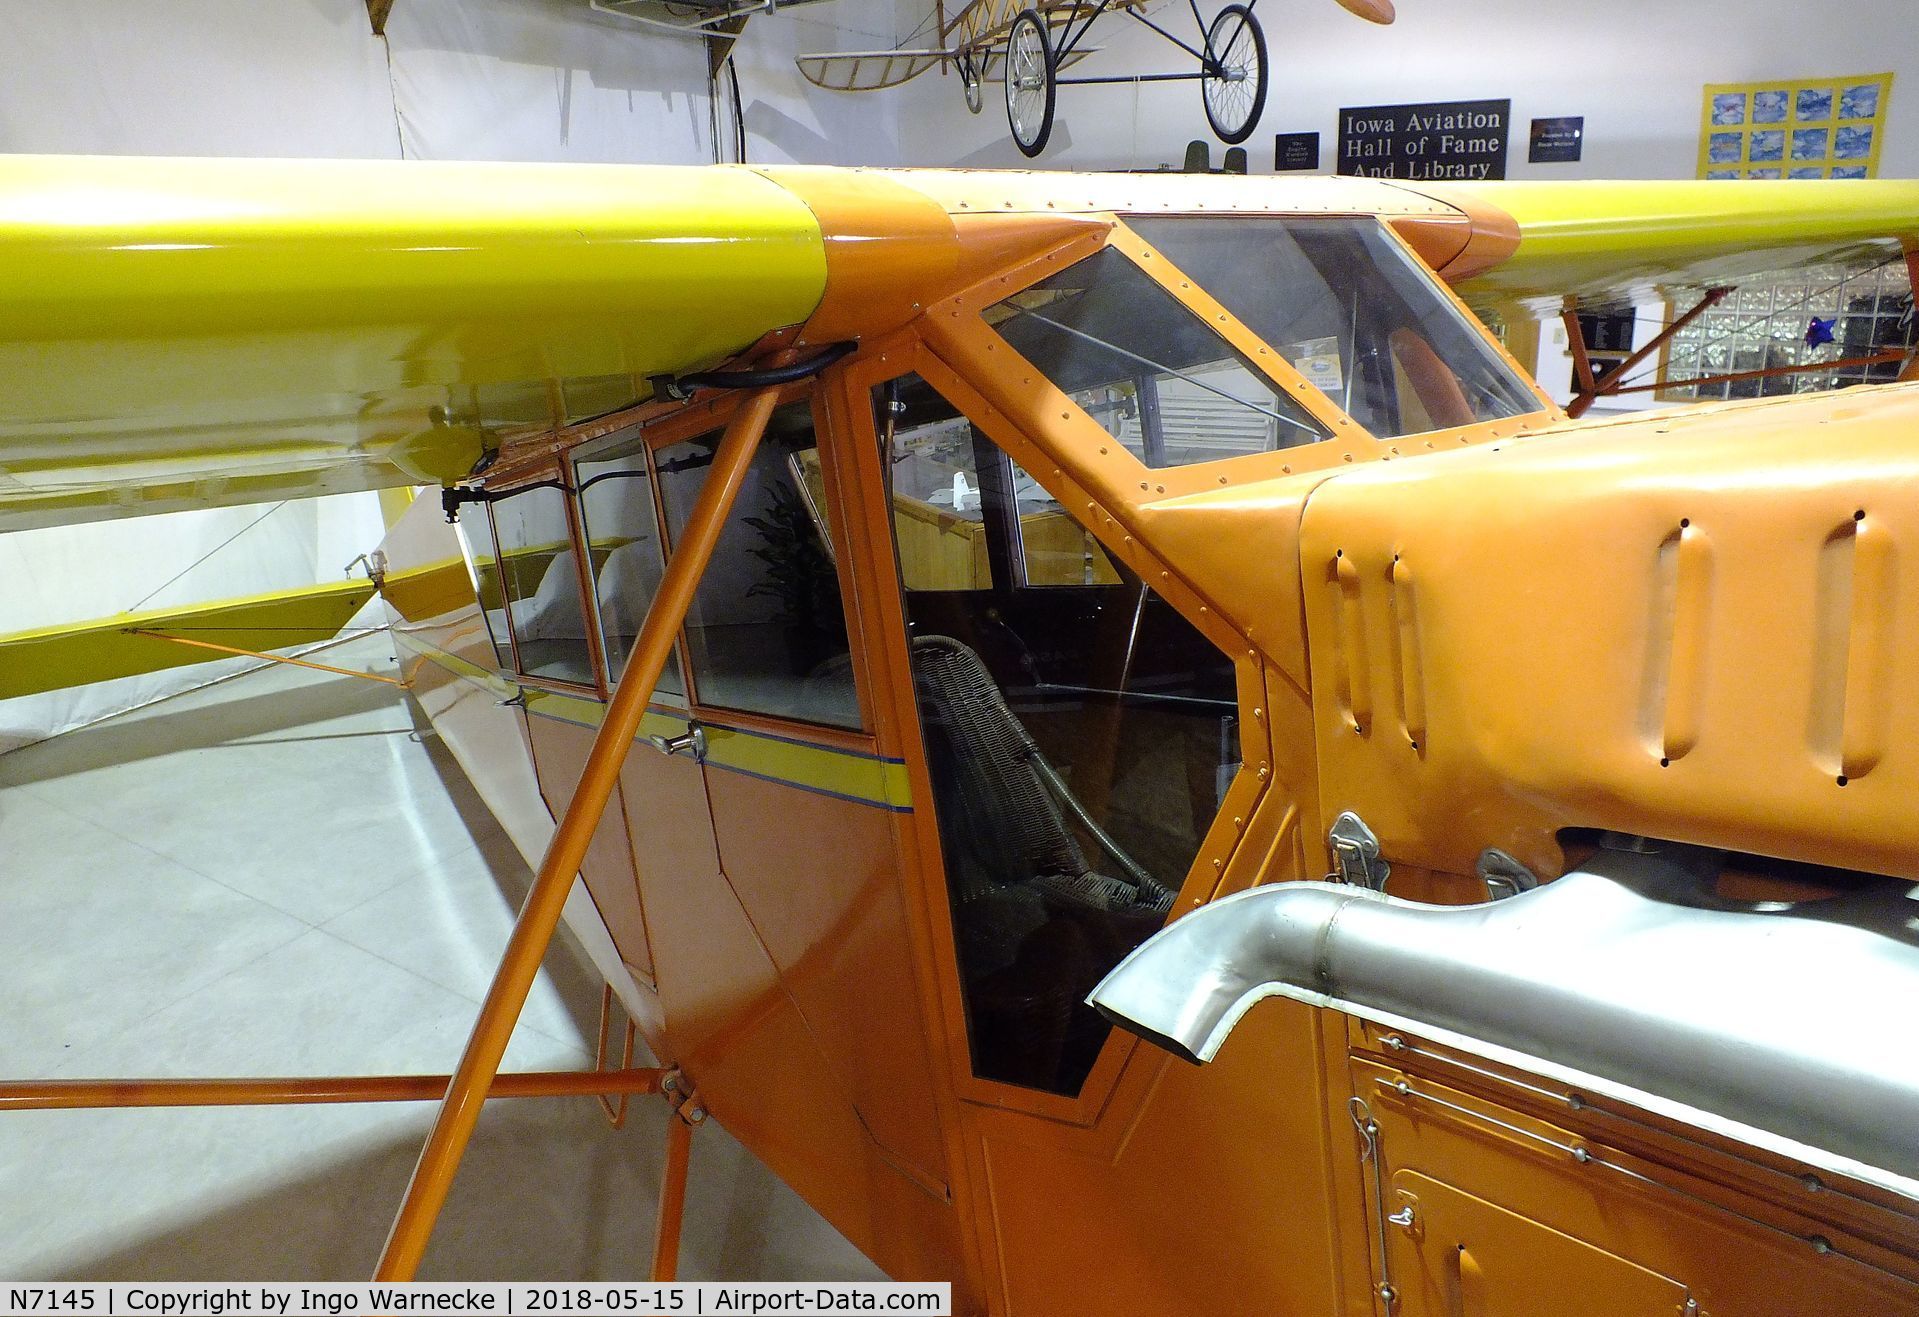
1004, 9, 1056, 157
1201, 3, 1267, 145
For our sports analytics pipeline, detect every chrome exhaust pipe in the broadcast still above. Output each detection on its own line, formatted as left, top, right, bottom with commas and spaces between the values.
1087, 881, 1379, 1064
1088, 846, 1919, 1191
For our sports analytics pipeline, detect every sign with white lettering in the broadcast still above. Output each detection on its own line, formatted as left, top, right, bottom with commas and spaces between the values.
1577, 308, 1635, 356
1336, 98, 1511, 180
1529, 115, 1584, 163
1275, 131, 1321, 171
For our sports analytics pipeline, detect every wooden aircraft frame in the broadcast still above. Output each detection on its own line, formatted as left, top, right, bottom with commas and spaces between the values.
798, 0, 1272, 156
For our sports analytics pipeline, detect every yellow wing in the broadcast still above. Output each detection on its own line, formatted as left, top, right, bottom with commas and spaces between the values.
1428, 179, 1919, 312
0, 155, 829, 531
5, 163, 1917, 701
12, 164, 1919, 536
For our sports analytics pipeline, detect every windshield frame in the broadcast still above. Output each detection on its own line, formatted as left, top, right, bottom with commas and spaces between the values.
1122, 211, 1553, 441
959, 213, 1555, 490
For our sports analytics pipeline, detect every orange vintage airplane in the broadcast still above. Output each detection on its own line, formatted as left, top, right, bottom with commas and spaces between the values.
1, 156, 1918, 1315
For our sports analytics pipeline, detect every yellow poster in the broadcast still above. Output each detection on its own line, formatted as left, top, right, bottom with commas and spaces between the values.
1697, 73, 1892, 179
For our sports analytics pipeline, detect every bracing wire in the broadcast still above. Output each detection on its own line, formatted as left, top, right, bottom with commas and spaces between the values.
122, 500, 290, 614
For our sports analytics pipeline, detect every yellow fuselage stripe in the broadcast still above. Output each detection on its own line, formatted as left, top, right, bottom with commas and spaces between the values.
392, 627, 911, 812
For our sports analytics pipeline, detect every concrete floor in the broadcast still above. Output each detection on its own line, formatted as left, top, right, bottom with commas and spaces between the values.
0, 634, 881, 1281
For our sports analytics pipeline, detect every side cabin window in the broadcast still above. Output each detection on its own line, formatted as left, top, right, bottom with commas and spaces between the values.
1124, 214, 1543, 437
574, 433, 685, 700
454, 506, 513, 673
486, 483, 595, 688
983, 246, 1334, 466
880, 373, 1241, 1097
656, 399, 862, 731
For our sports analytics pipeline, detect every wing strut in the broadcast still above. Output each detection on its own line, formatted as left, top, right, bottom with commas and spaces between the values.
373, 387, 782, 1280
127, 627, 407, 687
1566, 287, 1729, 418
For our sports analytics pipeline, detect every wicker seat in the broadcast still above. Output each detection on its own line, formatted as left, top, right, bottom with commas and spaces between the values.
909, 633, 1174, 1093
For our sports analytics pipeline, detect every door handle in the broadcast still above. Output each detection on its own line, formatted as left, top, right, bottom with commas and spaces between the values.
647, 722, 706, 763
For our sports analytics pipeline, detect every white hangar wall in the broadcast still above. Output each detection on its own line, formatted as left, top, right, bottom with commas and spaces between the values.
888, 0, 1919, 176
0, 0, 914, 166
385, 0, 717, 163
730, 1, 922, 163
380, 0, 923, 166
0, 0, 400, 157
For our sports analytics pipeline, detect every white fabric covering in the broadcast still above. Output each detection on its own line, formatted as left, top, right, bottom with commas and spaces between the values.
516, 549, 588, 643
0, 0, 400, 158
385, 0, 714, 163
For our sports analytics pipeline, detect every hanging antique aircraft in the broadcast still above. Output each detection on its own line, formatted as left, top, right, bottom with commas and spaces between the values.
798, 0, 1397, 157
1, 155, 1918, 1315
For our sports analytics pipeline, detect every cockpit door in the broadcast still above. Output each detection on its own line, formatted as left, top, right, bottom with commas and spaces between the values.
631, 386, 956, 1211
832, 339, 1350, 1314
859, 362, 1248, 1104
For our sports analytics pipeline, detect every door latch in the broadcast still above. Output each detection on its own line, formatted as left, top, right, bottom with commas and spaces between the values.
1476, 848, 1540, 900
1328, 811, 1390, 890
1348, 1097, 1400, 1309
647, 722, 706, 764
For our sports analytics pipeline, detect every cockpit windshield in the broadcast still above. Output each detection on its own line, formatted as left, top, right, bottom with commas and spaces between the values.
1126, 215, 1544, 439
984, 247, 1335, 468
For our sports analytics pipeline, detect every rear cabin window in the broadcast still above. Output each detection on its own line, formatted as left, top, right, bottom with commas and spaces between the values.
487, 483, 595, 687
575, 434, 685, 700
983, 246, 1334, 467
1125, 214, 1543, 437
656, 399, 862, 731
879, 373, 1241, 1097
884, 398, 1119, 591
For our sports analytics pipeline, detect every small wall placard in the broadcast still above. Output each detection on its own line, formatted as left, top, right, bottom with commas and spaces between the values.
1529, 116, 1585, 163
1274, 131, 1321, 171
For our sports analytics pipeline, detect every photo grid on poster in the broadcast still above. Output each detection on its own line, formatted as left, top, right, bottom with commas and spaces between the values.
1698, 73, 1892, 179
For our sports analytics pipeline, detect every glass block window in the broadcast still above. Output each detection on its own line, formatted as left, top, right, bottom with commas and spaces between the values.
1659, 259, 1914, 402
